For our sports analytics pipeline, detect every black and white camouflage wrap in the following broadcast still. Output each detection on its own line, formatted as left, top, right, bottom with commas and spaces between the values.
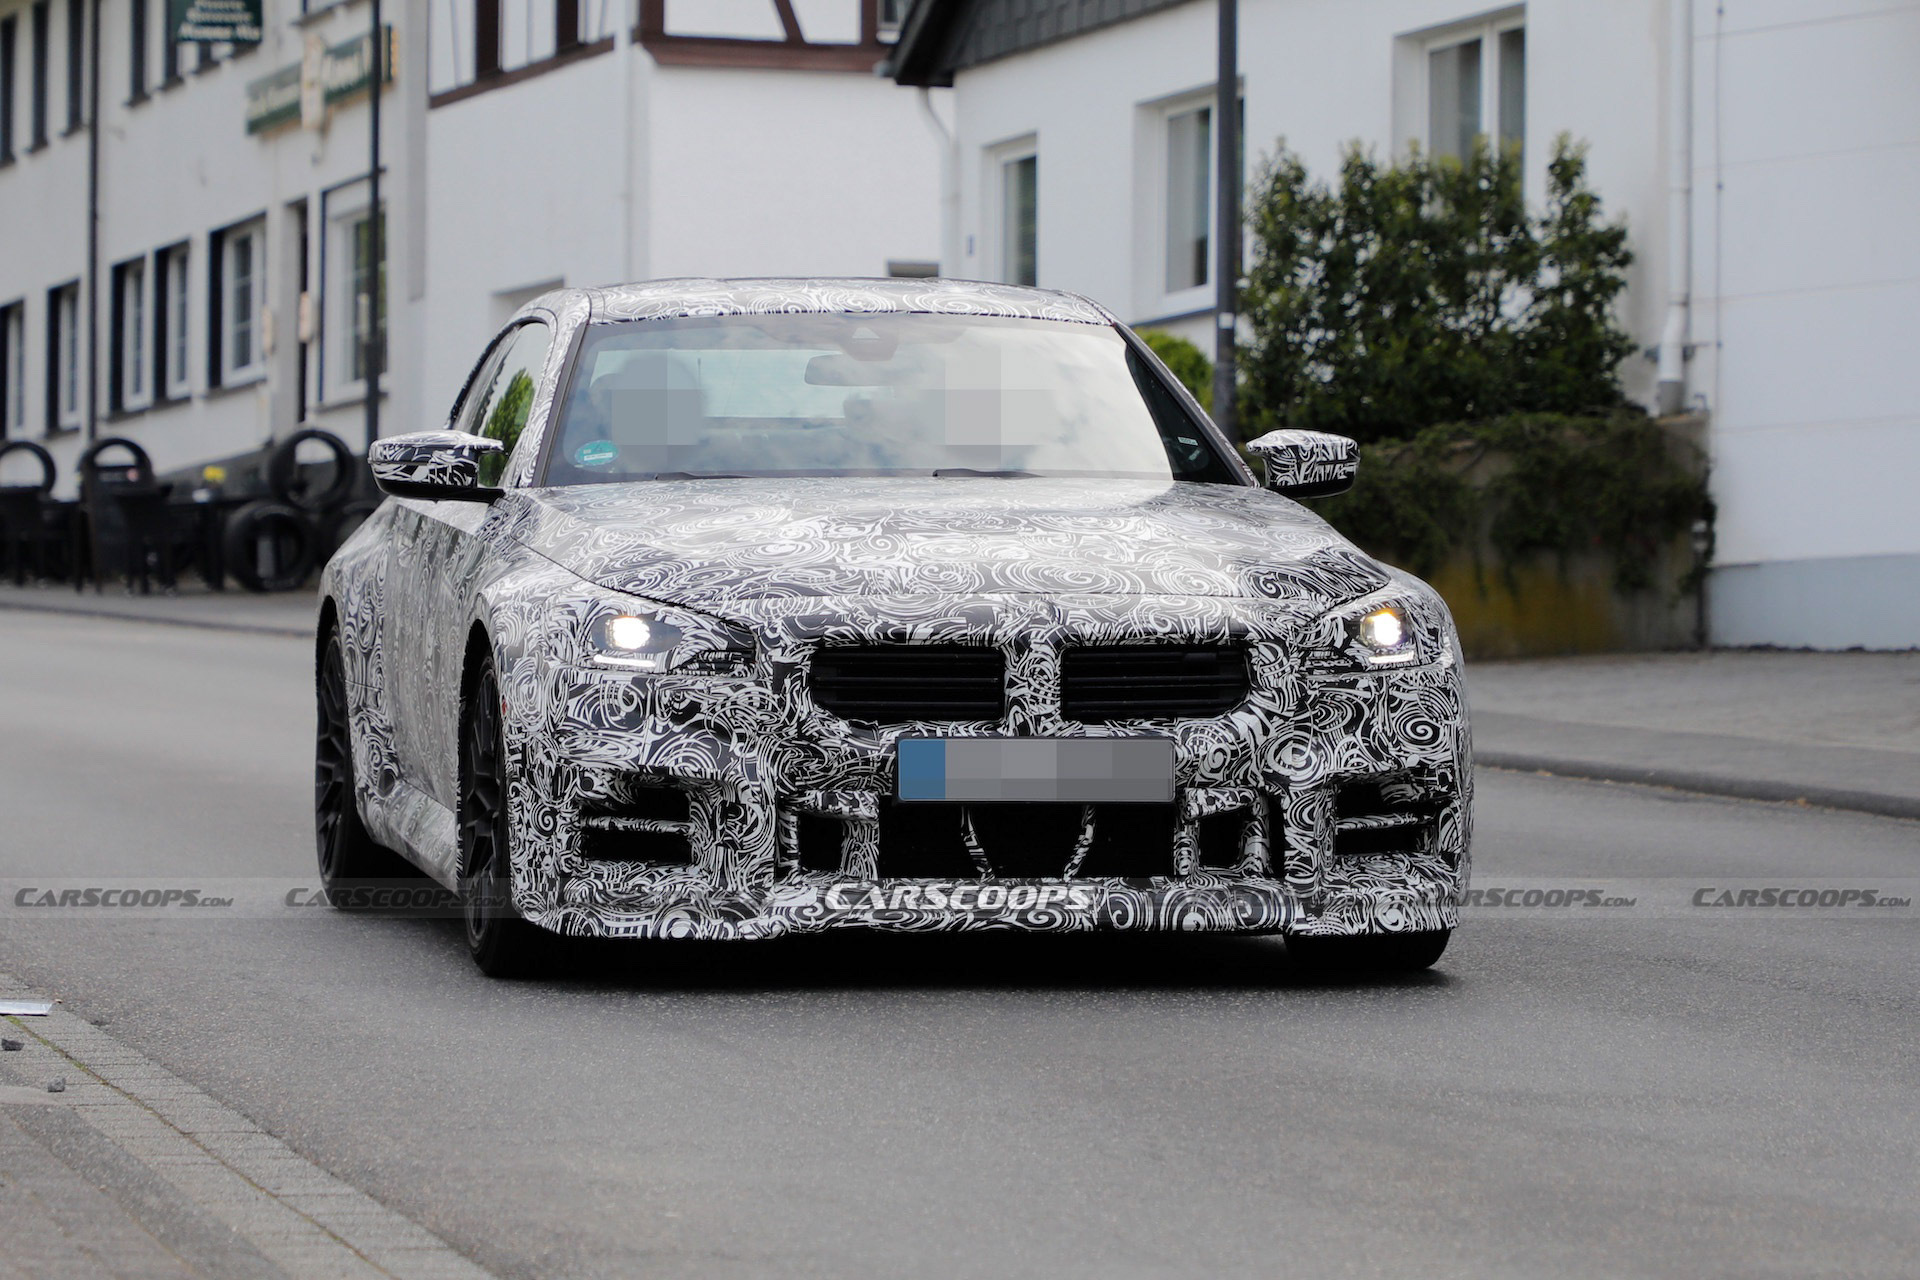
368, 431, 504, 493
319, 280, 1472, 943
1246, 429, 1360, 496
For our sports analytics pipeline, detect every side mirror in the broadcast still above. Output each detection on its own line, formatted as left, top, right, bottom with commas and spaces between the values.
1244, 429, 1359, 499
369, 431, 505, 504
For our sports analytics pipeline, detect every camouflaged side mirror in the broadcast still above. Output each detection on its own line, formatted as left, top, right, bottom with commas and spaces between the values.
1244, 430, 1359, 499
369, 431, 505, 504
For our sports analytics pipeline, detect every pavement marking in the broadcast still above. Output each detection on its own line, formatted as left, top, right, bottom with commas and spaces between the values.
0, 976, 491, 1280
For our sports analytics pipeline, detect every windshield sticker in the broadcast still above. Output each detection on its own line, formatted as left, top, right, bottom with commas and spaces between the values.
574, 441, 619, 468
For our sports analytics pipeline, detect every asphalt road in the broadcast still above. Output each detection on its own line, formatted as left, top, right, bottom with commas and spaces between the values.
1, 608, 1916, 1279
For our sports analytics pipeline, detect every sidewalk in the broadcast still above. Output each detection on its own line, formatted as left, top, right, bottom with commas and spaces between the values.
0, 582, 316, 638
1470, 650, 1920, 820
3, 581, 1914, 820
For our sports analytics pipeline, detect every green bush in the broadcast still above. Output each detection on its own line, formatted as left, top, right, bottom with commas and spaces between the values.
1240, 136, 1635, 445
1135, 328, 1213, 411
1315, 412, 1710, 593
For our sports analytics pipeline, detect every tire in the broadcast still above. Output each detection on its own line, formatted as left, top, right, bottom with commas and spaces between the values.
460, 660, 550, 978
223, 500, 317, 592
1286, 928, 1451, 976
0, 440, 58, 495
268, 429, 360, 514
315, 630, 408, 904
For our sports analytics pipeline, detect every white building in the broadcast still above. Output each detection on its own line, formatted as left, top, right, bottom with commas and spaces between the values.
889, 0, 1920, 650
0, 0, 942, 493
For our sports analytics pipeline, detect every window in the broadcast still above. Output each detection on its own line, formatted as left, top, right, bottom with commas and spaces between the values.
323, 187, 386, 399
1423, 16, 1524, 162
545, 313, 1238, 487
557, 0, 580, 51
474, 0, 501, 77
210, 219, 265, 385
128, 0, 148, 101
995, 145, 1037, 287
1165, 103, 1211, 295
1, 16, 16, 163
878, 0, 906, 39
111, 257, 149, 411
161, 16, 180, 85
156, 243, 189, 399
462, 322, 551, 485
48, 282, 80, 432
63, 0, 80, 130
29, 1, 47, 148
1, 302, 25, 437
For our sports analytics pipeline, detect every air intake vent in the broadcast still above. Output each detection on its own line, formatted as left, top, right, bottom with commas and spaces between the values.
809, 645, 1005, 723
1060, 645, 1250, 722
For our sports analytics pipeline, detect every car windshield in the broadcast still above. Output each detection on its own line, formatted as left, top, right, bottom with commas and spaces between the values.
541, 313, 1239, 485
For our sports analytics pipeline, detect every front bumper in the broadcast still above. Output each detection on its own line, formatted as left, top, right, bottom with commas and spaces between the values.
499, 601, 1472, 941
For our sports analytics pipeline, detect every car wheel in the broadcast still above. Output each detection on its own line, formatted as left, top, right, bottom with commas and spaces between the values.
1286, 928, 1451, 975
315, 630, 405, 904
460, 660, 549, 978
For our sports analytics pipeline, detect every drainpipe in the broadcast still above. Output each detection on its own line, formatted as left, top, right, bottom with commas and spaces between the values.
1655, 0, 1692, 416
84, 0, 100, 442
918, 87, 959, 275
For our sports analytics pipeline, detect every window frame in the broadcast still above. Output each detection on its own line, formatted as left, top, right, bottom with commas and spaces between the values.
1404, 8, 1526, 164
987, 135, 1039, 288
156, 242, 190, 401
47, 281, 81, 433
209, 217, 267, 387
1, 16, 17, 164
62, 0, 80, 131
320, 180, 386, 405
1, 301, 26, 438
110, 255, 151, 413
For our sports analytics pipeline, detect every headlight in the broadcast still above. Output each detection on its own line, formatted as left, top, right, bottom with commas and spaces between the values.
580, 596, 755, 676
1307, 595, 1432, 671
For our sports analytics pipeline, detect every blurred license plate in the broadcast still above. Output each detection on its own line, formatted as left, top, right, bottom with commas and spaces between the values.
896, 738, 1173, 804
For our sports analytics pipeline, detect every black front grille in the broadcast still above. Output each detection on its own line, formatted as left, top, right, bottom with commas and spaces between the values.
809, 645, 1005, 722
1060, 645, 1250, 722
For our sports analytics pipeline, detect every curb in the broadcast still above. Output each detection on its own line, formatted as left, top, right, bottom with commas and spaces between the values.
1478, 750, 1920, 822
0, 596, 311, 639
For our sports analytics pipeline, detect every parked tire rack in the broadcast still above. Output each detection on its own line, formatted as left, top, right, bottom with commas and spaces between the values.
0, 429, 369, 594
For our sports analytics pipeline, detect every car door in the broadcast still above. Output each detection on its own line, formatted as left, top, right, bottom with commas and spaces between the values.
406, 319, 556, 810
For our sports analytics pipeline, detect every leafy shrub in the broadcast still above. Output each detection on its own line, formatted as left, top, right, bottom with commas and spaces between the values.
1315, 412, 1710, 593
1240, 136, 1635, 445
1135, 328, 1213, 411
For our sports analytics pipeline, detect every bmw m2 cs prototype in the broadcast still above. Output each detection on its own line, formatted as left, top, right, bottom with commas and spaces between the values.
315, 279, 1471, 976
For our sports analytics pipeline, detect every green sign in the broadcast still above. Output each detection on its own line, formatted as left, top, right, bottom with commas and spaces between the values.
170, 0, 263, 44
245, 27, 394, 136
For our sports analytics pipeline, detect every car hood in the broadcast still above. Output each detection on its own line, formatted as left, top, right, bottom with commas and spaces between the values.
503, 477, 1390, 611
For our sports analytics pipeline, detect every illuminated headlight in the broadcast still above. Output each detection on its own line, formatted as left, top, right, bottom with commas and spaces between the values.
584, 603, 754, 676
594, 613, 683, 671
1358, 606, 1407, 655
1307, 596, 1430, 671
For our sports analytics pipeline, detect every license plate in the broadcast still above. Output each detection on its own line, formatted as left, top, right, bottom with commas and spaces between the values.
896, 737, 1174, 804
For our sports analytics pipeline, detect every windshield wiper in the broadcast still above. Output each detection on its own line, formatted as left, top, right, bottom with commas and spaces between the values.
646, 471, 748, 480
932, 468, 1041, 479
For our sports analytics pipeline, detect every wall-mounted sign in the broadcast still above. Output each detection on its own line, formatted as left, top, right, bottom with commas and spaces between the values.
170, 0, 263, 44
245, 26, 394, 136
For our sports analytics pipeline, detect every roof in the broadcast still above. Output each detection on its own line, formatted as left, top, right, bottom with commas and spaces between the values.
889, 0, 1195, 87
582, 277, 1113, 325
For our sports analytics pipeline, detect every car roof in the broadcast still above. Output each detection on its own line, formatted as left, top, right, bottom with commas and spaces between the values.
554, 277, 1115, 327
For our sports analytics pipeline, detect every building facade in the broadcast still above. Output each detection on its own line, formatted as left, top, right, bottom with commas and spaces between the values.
891, 0, 1920, 649
0, 0, 943, 492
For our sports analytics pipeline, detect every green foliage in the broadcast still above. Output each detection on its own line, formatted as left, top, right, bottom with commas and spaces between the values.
1241, 136, 1635, 444
1315, 412, 1710, 593
478, 371, 535, 486
1135, 328, 1213, 410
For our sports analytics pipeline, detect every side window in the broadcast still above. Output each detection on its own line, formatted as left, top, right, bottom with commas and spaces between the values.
461, 322, 552, 485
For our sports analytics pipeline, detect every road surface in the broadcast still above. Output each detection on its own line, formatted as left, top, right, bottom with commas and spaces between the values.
1, 608, 1915, 1278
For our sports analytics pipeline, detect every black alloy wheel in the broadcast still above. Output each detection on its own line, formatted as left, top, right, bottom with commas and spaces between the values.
1285, 928, 1452, 976
460, 661, 549, 977
316, 631, 405, 904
